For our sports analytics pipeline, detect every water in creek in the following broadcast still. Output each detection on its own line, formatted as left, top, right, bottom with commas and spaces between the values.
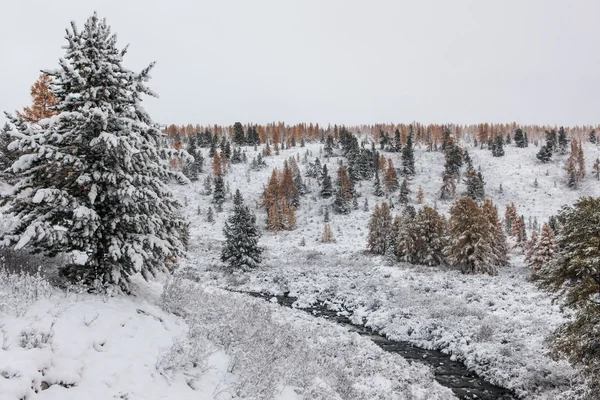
246, 291, 517, 400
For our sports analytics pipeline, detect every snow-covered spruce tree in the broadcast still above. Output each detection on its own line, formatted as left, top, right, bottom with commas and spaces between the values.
481, 199, 509, 267
212, 174, 226, 211
398, 177, 410, 204
1, 14, 189, 293
538, 197, 600, 395
401, 129, 415, 176
514, 128, 527, 148
373, 169, 384, 197
0, 122, 18, 183
410, 205, 448, 266
557, 126, 568, 155
439, 173, 456, 200
445, 196, 496, 274
320, 164, 333, 198
589, 129, 597, 144
529, 223, 557, 279
491, 134, 504, 157
366, 202, 393, 255
232, 122, 245, 146
464, 169, 485, 202
593, 158, 600, 181
221, 190, 262, 271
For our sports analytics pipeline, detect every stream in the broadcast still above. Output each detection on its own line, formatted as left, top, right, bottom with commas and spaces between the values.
246, 291, 517, 400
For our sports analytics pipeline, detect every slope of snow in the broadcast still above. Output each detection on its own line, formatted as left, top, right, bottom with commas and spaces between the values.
0, 267, 453, 399
174, 138, 600, 399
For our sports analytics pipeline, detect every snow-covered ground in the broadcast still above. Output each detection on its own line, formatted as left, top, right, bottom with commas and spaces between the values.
0, 267, 453, 399
174, 138, 600, 399
2, 136, 597, 399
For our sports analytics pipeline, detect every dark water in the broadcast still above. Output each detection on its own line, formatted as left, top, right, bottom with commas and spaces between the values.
246, 291, 517, 400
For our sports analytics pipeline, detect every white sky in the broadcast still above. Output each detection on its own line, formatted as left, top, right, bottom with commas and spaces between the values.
2, 0, 599, 126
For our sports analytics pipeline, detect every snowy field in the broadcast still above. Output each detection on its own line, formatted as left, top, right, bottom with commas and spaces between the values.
0, 268, 453, 399
174, 138, 600, 399
2, 136, 598, 399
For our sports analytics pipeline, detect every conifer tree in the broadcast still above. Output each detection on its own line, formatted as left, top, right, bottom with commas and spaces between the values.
212, 152, 222, 176
576, 140, 585, 180
514, 128, 527, 148
320, 164, 333, 198
322, 223, 334, 243
267, 203, 282, 232
221, 190, 262, 271
280, 161, 299, 207
373, 169, 384, 197
410, 206, 448, 266
393, 128, 402, 152
491, 134, 505, 157
529, 223, 556, 279
537, 137, 554, 163
233, 122, 245, 146
401, 129, 415, 176
324, 135, 334, 157
566, 147, 579, 189
444, 142, 463, 177
464, 169, 485, 202
445, 197, 496, 274
262, 169, 280, 212
505, 203, 518, 235
537, 197, 600, 392
2, 14, 188, 292
366, 203, 393, 254
514, 215, 527, 245
589, 129, 596, 144
206, 207, 214, 223
384, 158, 399, 193
592, 158, 600, 180
417, 186, 424, 203
202, 176, 213, 196
395, 209, 417, 263
398, 177, 410, 204
16, 73, 59, 123
213, 174, 226, 211
524, 229, 539, 265
0, 122, 18, 182
440, 173, 456, 200
557, 126, 568, 155
481, 199, 509, 266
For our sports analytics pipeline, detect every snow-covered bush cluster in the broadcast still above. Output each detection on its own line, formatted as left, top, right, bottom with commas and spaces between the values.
0, 267, 52, 317
161, 273, 454, 400
203, 247, 588, 399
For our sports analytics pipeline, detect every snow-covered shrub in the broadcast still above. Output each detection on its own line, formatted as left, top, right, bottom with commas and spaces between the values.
0, 267, 52, 316
19, 327, 53, 349
161, 280, 452, 400
155, 334, 211, 384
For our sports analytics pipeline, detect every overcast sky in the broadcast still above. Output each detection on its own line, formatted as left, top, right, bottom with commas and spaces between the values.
2, 0, 599, 126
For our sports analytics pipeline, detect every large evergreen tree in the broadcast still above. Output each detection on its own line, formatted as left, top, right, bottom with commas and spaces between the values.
233, 122, 245, 146
320, 164, 333, 198
401, 129, 415, 176
514, 128, 528, 148
1, 14, 188, 292
445, 197, 496, 274
410, 206, 448, 266
221, 190, 263, 271
538, 197, 600, 394
366, 202, 393, 255
557, 126, 568, 155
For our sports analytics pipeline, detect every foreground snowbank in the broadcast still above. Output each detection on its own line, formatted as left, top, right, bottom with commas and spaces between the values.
0, 267, 453, 399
